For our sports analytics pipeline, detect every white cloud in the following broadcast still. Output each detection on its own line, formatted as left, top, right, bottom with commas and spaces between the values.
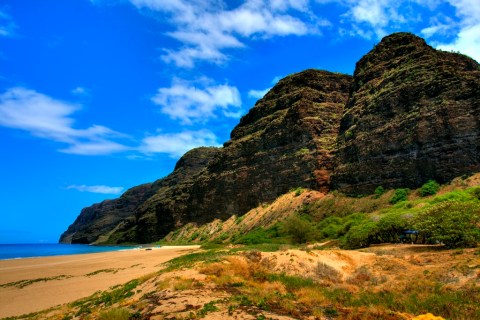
433, 0, 480, 62
129, 0, 314, 67
140, 129, 220, 157
71, 87, 88, 96
421, 19, 454, 38
152, 79, 242, 124
0, 87, 131, 155
248, 88, 270, 99
0, 10, 16, 37
437, 24, 480, 62
67, 184, 125, 194
447, 0, 480, 24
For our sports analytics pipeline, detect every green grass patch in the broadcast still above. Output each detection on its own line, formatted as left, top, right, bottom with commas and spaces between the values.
0, 275, 73, 289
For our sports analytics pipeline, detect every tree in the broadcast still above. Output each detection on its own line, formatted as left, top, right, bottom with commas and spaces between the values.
414, 201, 480, 248
283, 215, 313, 244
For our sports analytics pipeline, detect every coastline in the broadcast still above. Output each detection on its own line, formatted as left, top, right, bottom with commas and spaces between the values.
0, 245, 200, 318
0, 243, 144, 261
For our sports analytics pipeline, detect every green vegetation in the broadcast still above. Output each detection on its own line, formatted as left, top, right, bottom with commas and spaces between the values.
86, 268, 123, 277
283, 214, 314, 243
374, 185, 385, 198
71, 279, 141, 317
414, 202, 480, 248
420, 180, 440, 196
162, 250, 230, 272
234, 225, 286, 245
390, 188, 410, 203
0, 275, 72, 289
290, 186, 304, 196
98, 308, 131, 320
162, 180, 480, 252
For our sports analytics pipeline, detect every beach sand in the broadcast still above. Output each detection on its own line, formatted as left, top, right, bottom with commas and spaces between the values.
0, 246, 200, 318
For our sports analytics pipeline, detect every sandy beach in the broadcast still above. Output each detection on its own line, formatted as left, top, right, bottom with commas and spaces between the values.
0, 246, 200, 318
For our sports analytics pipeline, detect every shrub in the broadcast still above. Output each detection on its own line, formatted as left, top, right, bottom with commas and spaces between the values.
314, 262, 341, 282
283, 215, 314, 243
374, 186, 385, 198
390, 188, 409, 204
344, 221, 378, 249
471, 187, 480, 200
414, 201, 480, 248
420, 180, 440, 197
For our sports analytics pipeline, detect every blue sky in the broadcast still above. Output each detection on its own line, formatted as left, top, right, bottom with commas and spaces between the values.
0, 0, 478, 243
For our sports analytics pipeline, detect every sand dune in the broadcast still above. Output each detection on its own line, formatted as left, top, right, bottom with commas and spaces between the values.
0, 246, 200, 318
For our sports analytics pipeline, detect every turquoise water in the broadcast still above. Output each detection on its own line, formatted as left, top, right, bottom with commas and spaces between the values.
0, 244, 135, 260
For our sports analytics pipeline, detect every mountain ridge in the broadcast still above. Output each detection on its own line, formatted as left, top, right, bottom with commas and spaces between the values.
60, 32, 480, 244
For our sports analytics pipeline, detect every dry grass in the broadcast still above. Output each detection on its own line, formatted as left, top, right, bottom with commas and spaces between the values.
313, 262, 342, 283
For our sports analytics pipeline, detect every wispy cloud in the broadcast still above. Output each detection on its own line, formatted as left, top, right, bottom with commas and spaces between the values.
0, 10, 16, 37
129, 0, 318, 67
152, 78, 242, 124
139, 129, 220, 157
248, 88, 270, 100
0, 87, 131, 155
435, 0, 480, 62
67, 184, 124, 194
71, 86, 89, 96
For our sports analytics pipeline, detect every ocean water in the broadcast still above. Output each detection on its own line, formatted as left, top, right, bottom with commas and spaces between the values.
0, 243, 135, 260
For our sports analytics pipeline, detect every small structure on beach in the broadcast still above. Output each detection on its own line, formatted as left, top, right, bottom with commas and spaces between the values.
400, 229, 419, 244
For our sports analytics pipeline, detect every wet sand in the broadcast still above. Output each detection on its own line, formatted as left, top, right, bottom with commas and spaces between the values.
0, 246, 200, 318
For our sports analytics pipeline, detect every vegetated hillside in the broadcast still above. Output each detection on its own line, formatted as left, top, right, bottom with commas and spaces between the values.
333, 32, 480, 194
61, 32, 480, 245
161, 173, 480, 249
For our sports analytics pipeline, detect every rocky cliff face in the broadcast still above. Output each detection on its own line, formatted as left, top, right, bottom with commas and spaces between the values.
59, 183, 155, 244
61, 32, 480, 244
332, 32, 480, 194
59, 147, 219, 244
103, 69, 351, 243
183, 70, 351, 225
61, 70, 351, 244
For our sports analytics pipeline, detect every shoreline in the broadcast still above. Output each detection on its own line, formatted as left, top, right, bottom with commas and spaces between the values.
0, 243, 148, 261
0, 245, 200, 318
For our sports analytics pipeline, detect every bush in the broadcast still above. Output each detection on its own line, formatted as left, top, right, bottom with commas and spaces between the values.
414, 201, 480, 248
283, 215, 314, 244
344, 221, 378, 249
374, 186, 385, 198
420, 180, 440, 197
471, 187, 480, 200
390, 188, 409, 204
234, 225, 284, 245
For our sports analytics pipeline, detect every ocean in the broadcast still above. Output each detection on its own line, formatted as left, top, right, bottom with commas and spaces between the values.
0, 243, 136, 260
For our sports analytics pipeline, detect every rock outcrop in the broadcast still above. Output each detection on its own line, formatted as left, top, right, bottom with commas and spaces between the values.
61, 32, 480, 244
59, 147, 220, 244
183, 70, 351, 225
332, 32, 480, 194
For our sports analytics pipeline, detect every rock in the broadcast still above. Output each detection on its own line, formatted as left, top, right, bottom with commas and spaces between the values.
59, 183, 155, 244
59, 147, 219, 244
332, 32, 480, 194
108, 69, 351, 243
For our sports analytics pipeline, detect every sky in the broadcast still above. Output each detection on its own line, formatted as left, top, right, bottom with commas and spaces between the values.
0, 0, 478, 244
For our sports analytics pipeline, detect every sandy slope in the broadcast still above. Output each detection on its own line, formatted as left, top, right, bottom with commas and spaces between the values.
0, 246, 200, 318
